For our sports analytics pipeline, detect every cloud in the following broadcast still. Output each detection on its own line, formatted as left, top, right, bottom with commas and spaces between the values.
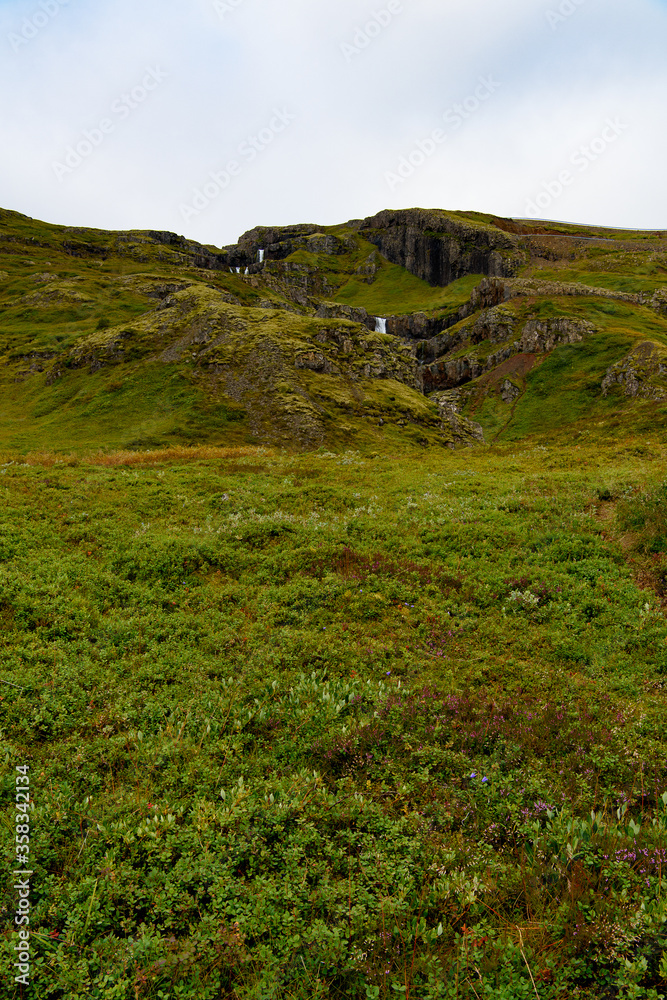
0, 0, 665, 245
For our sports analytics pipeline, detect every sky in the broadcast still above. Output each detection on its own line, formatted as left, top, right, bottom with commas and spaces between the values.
1, 0, 666, 248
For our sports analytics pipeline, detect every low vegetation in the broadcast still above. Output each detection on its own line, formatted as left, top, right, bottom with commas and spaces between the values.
2, 439, 667, 998
2, 207, 667, 997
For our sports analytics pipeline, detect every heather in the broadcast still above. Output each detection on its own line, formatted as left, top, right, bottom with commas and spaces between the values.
1, 438, 667, 998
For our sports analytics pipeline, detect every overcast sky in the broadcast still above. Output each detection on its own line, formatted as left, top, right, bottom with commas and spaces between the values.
1, 0, 666, 247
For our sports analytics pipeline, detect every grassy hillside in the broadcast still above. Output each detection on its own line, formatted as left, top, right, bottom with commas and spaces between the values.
1, 206, 667, 997
1, 207, 666, 453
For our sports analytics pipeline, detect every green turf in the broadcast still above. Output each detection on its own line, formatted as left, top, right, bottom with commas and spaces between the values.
1, 441, 667, 998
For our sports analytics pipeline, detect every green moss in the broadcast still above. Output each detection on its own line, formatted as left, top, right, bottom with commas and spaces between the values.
502, 331, 637, 439
2, 205, 667, 454
336, 269, 482, 316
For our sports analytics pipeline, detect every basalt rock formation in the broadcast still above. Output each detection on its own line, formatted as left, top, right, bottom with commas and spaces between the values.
353, 209, 528, 286
421, 316, 596, 391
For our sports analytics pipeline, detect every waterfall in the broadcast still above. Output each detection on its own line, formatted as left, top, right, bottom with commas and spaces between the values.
258, 249, 265, 263
375, 317, 387, 334
244, 267, 249, 275
236, 267, 241, 274
229, 267, 234, 273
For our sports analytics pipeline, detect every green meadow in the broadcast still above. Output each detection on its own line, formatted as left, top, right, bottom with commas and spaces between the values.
1, 439, 667, 999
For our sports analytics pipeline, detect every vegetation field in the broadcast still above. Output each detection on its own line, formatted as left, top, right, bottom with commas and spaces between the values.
2, 437, 667, 999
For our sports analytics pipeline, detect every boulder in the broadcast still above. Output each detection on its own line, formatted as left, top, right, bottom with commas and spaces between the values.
602, 341, 667, 399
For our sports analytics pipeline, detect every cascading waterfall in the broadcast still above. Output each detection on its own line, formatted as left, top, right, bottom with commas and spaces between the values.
244, 267, 249, 275
236, 267, 241, 274
375, 317, 387, 334
258, 249, 265, 263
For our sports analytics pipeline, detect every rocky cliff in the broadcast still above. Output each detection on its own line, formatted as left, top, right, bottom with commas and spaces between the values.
353, 209, 528, 286
602, 341, 667, 400
422, 315, 597, 391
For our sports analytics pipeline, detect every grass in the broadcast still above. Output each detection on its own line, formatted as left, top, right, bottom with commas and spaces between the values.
2, 207, 667, 455
334, 269, 482, 317
1, 205, 667, 997
1, 439, 667, 999
0, 363, 250, 454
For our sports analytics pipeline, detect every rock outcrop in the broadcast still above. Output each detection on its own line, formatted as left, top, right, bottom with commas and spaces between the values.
500, 379, 521, 404
432, 390, 485, 448
517, 318, 594, 353
468, 276, 667, 316
45, 283, 425, 445
468, 305, 516, 345
314, 301, 374, 328
387, 311, 460, 342
422, 316, 596, 391
601, 341, 667, 400
354, 209, 528, 286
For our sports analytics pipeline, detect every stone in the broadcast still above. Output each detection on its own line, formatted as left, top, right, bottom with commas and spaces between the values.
357, 208, 527, 286
294, 351, 340, 374
314, 301, 372, 327
601, 341, 667, 399
422, 316, 595, 391
500, 379, 521, 403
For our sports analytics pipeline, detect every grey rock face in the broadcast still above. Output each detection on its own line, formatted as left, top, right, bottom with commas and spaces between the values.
518, 318, 594, 353
469, 275, 667, 317
358, 209, 527, 287
435, 392, 485, 447
500, 379, 521, 404
294, 351, 339, 374
652, 289, 667, 317
388, 312, 458, 342
422, 317, 595, 391
307, 323, 423, 392
314, 301, 373, 328
354, 251, 382, 283
602, 341, 667, 399
469, 306, 516, 345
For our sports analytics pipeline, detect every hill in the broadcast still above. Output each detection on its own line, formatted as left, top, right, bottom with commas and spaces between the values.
2, 206, 667, 999
1, 206, 666, 454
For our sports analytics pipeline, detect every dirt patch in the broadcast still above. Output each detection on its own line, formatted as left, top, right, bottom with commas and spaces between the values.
466, 353, 543, 439
596, 501, 615, 522
474, 352, 540, 388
